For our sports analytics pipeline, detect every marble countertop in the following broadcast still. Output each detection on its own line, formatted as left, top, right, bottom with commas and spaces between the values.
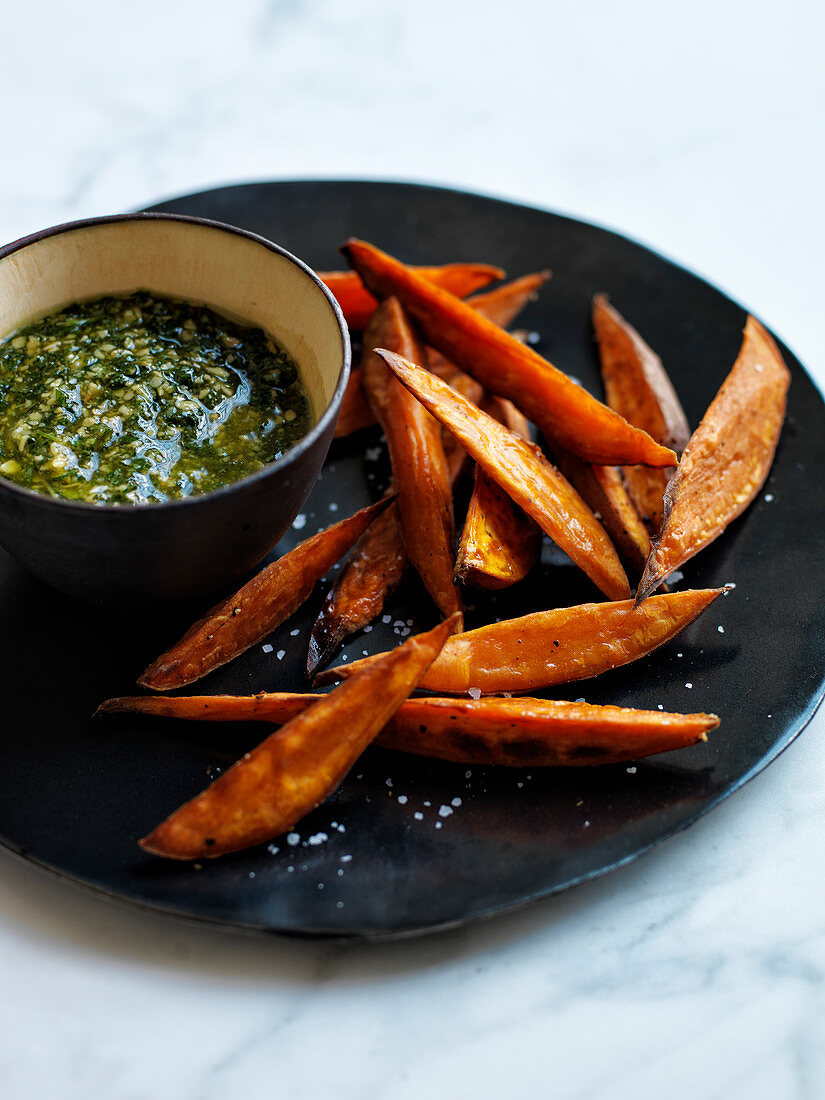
1, 2, 823, 1097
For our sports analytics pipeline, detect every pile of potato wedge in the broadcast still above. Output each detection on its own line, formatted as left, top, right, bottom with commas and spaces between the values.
98, 239, 791, 861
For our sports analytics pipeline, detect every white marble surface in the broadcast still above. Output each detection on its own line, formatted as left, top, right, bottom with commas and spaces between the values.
1, 1, 824, 1097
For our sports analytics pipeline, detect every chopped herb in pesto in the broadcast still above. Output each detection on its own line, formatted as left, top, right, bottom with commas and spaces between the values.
0, 292, 312, 504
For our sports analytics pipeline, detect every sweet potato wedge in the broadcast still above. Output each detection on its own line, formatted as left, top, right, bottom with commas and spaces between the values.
341, 239, 676, 467
594, 295, 689, 533
333, 366, 374, 438
377, 350, 630, 601
138, 497, 394, 692
376, 696, 719, 766
551, 449, 651, 578
637, 316, 790, 603
362, 299, 461, 623
317, 587, 725, 694
306, 498, 407, 677
138, 615, 459, 859
335, 273, 548, 438
455, 396, 542, 589
100, 692, 718, 769
319, 263, 503, 330
427, 271, 550, 377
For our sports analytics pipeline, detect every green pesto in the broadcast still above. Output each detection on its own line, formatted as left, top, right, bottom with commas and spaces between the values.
0, 292, 312, 504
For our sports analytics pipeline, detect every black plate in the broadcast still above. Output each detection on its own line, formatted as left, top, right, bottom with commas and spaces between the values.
2, 181, 824, 940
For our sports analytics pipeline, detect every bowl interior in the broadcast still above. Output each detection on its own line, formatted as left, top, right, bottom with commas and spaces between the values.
0, 216, 346, 426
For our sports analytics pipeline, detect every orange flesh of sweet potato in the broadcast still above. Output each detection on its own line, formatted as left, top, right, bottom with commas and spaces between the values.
319, 262, 504, 330
361, 298, 461, 624
377, 350, 630, 601
637, 316, 790, 603
317, 587, 725, 694
551, 449, 651, 578
138, 497, 394, 692
341, 239, 676, 467
100, 692, 717, 769
594, 295, 690, 533
456, 395, 542, 589
138, 615, 459, 859
306, 499, 407, 677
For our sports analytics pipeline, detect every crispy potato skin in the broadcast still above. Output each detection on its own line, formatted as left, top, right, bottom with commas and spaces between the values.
342, 239, 676, 467
637, 316, 790, 602
306, 499, 407, 677
100, 693, 718, 769
594, 295, 689, 533
362, 298, 461, 623
138, 497, 393, 691
319, 263, 503, 330
139, 615, 459, 859
319, 588, 725, 694
378, 350, 630, 601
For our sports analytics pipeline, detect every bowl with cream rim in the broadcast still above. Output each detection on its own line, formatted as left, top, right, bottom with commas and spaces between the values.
0, 213, 350, 607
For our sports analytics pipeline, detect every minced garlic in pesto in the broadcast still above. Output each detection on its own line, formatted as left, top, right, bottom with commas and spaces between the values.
0, 292, 312, 504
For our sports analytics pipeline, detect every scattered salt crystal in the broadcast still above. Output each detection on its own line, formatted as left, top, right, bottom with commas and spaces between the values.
385, 777, 393, 787
575, 697, 586, 703
287, 865, 294, 873
249, 871, 256, 878
362, 650, 369, 656
336, 824, 346, 833
267, 844, 280, 855
764, 493, 774, 502
262, 643, 273, 653
517, 781, 524, 789
287, 832, 301, 846
677, 652, 683, 658
329, 502, 339, 512
465, 770, 472, 779
468, 687, 482, 700
451, 797, 462, 807
365, 446, 382, 461
363, 625, 373, 633
438, 805, 453, 818
277, 649, 286, 660
308, 832, 328, 846
583, 820, 590, 828
423, 801, 431, 807
401, 627, 410, 636
340, 854, 353, 863
290, 628, 300, 636
668, 570, 684, 584
413, 812, 424, 821
754, 362, 764, 372
685, 682, 693, 689
718, 625, 725, 633
393, 620, 405, 628
336, 901, 344, 909
318, 882, 324, 890
397, 795, 408, 805
435, 821, 443, 829
337, 868, 344, 876
658, 704, 664, 710
626, 766, 637, 774
382, 614, 392, 623
293, 514, 307, 530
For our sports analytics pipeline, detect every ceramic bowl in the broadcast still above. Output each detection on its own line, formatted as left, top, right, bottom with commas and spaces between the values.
0, 213, 350, 608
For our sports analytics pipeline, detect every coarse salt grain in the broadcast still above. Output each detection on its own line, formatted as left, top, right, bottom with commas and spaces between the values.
413, 812, 424, 821
277, 649, 286, 660
451, 797, 462, 807
468, 687, 482, 700
293, 514, 307, 529
340, 854, 353, 863
718, 625, 725, 633
290, 628, 300, 636
308, 832, 328, 846
626, 766, 637, 774
287, 833, 300, 846
329, 502, 339, 511
397, 795, 408, 805
262, 643, 273, 653
438, 805, 453, 818
685, 682, 693, 689
764, 493, 774, 502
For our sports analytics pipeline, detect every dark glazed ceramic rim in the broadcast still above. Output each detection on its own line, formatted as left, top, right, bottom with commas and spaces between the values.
0, 211, 351, 515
